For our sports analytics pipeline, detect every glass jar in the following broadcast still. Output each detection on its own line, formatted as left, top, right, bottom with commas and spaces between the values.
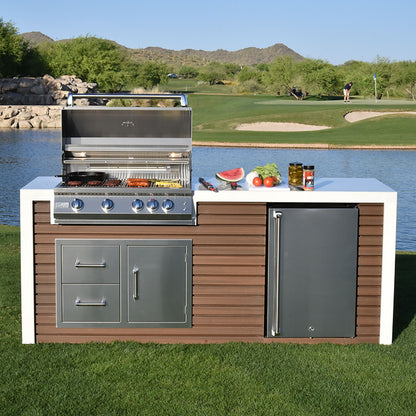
288, 163, 303, 186
303, 165, 315, 191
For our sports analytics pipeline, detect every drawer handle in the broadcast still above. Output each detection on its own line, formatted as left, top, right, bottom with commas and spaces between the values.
75, 298, 107, 307
74, 260, 106, 268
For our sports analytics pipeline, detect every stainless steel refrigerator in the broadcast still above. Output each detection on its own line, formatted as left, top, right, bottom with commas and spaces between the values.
267, 204, 358, 338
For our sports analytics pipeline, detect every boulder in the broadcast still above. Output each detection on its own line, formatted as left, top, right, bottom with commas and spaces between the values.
18, 120, 33, 129
2, 107, 19, 118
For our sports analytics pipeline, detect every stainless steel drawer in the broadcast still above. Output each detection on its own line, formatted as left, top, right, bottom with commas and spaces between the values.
61, 284, 120, 323
60, 244, 119, 284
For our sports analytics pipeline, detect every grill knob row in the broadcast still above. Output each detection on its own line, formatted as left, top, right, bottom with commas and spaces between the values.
71, 198, 175, 213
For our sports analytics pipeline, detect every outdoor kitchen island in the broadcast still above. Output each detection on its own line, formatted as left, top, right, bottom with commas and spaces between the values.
21, 176, 397, 345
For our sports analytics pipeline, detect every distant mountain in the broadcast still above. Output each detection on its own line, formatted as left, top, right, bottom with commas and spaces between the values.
131, 43, 304, 66
19, 32, 304, 66
20, 31, 54, 46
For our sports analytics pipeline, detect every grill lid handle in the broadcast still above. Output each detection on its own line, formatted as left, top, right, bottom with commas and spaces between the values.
67, 93, 188, 107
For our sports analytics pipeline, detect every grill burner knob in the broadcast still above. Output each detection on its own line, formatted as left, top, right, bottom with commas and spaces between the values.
71, 198, 84, 212
147, 198, 159, 212
162, 199, 174, 212
101, 198, 114, 212
132, 199, 144, 212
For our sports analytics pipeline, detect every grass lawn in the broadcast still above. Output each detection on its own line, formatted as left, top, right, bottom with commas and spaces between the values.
189, 94, 416, 147
165, 80, 416, 147
1, 225, 415, 415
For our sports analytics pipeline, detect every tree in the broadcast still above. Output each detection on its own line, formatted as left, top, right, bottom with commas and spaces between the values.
390, 61, 416, 101
264, 56, 297, 95
198, 62, 227, 85
39, 36, 133, 91
299, 59, 342, 96
136, 61, 168, 89
178, 65, 199, 79
0, 18, 37, 77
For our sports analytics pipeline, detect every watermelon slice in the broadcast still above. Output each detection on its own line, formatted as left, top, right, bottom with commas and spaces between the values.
216, 167, 245, 182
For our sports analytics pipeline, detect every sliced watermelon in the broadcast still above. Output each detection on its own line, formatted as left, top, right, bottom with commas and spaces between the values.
216, 167, 245, 182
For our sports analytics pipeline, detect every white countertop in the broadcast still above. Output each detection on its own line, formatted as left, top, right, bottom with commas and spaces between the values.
193, 177, 396, 204
22, 176, 395, 196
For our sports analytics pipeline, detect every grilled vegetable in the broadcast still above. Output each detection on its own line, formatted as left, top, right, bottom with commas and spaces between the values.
155, 180, 182, 188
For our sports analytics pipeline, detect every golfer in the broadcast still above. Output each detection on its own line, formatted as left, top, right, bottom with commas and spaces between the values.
343, 82, 353, 102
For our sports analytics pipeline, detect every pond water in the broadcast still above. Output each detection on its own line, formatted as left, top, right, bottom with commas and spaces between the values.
0, 129, 414, 251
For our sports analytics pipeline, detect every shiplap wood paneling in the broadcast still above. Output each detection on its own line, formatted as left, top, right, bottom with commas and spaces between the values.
33, 201, 383, 344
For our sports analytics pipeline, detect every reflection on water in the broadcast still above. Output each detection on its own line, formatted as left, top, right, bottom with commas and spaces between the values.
0, 129, 414, 251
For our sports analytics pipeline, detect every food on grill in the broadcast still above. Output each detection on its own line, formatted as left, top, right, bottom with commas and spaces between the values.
87, 180, 102, 186
127, 178, 150, 187
155, 180, 182, 188
216, 167, 245, 182
103, 179, 122, 187
67, 180, 83, 186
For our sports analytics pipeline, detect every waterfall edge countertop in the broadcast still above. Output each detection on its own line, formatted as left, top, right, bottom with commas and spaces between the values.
20, 177, 397, 345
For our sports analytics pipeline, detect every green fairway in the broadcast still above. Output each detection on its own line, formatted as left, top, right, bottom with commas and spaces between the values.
187, 94, 416, 146
1, 225, 416, 415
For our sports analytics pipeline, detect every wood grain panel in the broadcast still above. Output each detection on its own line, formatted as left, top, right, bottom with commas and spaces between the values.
32, 201, 384, 344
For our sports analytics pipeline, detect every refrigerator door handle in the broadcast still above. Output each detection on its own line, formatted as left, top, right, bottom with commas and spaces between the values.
272, 211, 282, 336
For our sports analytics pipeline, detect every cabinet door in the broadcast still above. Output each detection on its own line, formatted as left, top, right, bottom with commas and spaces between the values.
267, 206, 358, 338
127, 241, 192, 327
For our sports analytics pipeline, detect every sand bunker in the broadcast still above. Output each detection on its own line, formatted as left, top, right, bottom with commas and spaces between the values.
345, 111, 416, 122
236, 122, 331, 132
235, 111, 416, 132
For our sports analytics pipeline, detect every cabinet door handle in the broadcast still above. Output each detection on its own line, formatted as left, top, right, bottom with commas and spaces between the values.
75, 298, 106, 306
272, 211, 282, 336
75, 260, 106, 268
133, 267, 139, 300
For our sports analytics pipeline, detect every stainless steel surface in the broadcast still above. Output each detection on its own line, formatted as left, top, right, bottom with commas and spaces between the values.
56, 239, 192, 328
67, 93, 188, 107
75, 260, 106, 268
271, 210, 282, 337
62, 284, 120, 323
54, 94, 194, 224
75, 298, 107, 306
61, 244, 119, 284
267, 204, 358, 338
132, 267, 139, 300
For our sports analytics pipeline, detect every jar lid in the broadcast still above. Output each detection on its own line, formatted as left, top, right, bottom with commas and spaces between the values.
289, 162, 303, 166
303, 165, 314, 169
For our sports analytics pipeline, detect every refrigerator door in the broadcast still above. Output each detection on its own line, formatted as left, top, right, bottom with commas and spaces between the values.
267, 205, 358, 338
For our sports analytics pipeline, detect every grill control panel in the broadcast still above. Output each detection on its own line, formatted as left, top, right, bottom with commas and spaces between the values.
54, 192, 194, 225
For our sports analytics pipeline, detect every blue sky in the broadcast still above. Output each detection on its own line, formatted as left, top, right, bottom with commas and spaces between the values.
2, 0, 415, 65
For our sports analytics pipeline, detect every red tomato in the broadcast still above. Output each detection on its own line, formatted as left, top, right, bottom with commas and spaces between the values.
263, 177, 274, 187
271, 176, 278, 185
252, 177, 263, 187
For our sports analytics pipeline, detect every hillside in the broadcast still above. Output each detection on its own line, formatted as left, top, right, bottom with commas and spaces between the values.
20, 31, 303, 67
20, 31, 54, 46
130, 43, 304, 66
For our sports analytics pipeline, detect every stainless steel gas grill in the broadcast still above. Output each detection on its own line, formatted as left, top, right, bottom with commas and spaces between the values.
53, 93, 195, 225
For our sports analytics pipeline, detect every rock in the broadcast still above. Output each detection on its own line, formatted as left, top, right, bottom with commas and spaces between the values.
17, 110, 32, 121
0, 75, 101, 128
18, 120, 33, 129
2, 107, 19, 118
0, 118, 14, 128
30, 84, 46, 95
